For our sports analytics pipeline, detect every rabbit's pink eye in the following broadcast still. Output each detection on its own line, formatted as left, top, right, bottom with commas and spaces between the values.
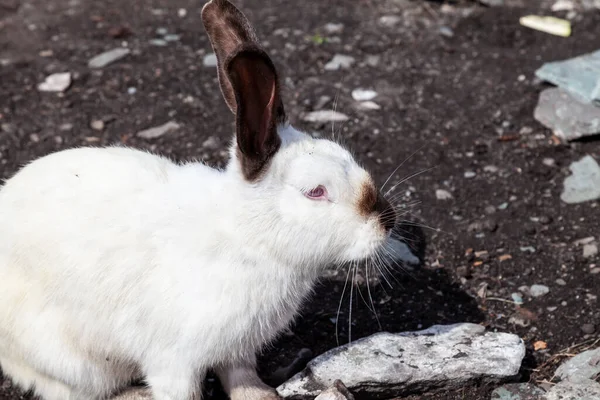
305, 185, 327, 200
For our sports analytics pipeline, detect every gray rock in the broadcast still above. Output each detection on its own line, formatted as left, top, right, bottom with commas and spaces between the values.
544, 379, 600, 400
356, 101, 381, 111
529, 284, 550, 297
303, 110, 349, 123
583, 243, 598, 258
276, 323, 525, 399
491, 383, 545, 400
203, 53, 218, 68
561, 155, 600, 204
88, 48, 131, 69
535, 50, 600, 105
533, 88, 600, 141
314, 381, 354, 400
464, 171, 476, 178
382, 237, 420, 267
555, 347, 600, 382
438, 26, 454, 38
136, 121, 180, 139
324, 54, 355, 71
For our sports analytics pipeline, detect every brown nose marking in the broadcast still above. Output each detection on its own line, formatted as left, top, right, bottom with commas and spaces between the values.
357, 180, 396, 231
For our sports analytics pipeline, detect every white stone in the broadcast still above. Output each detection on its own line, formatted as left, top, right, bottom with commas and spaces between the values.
435, 189, 453, 200
37, 72, 72, 92
88, 48, 130, 69
561, 155, 600, 204
203, 53, 218, 68
323, 23, 344, 34
357, 101, 381, 111
583, 243, 598, 258
351, 89, 377, 101
303, 110, 349, 123
324, 54, 355, 71
277, 323, 525, 399
136, 121, 180, 139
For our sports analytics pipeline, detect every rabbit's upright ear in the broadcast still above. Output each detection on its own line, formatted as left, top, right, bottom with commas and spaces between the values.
202, 0, 285, 181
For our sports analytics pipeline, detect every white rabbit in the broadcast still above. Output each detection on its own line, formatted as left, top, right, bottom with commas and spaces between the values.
0, 0, 396, 399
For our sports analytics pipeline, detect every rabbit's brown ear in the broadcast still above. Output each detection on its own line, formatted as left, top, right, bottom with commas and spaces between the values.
202, 0, 285, 181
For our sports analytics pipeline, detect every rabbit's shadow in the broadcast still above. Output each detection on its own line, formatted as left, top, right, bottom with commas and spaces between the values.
207, 222, 484, 398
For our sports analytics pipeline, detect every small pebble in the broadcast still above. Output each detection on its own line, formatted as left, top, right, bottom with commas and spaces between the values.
547, 306, 558, 312
529, 284, 550, 297
511, 293, 524, 304
90, 120, 105, 131
435, 189, 453, 200
438, 26, 454, 38
323, 23, 344, 34
583, 243, 598, 258
498, 202, 508, 210
543, 158, 556, 167
590, 267, 600, 274
38, 72, 72, 92
464, 171, 476, 179
539, 215, 553, 224
581, 324, 596, 334
555, 278, 566, 286
483, 165, 499, 173
324, 54, 355, 71
178, 8, 187, 18
88, 48, 130, 69
203, 53, 217, 67
520, 246, 536, 253
484, 205, 496, 214
156, 27, 168, 36
351, 88, 377, 101
164, 34, 181, 42
561, 301, 568, 306
127, 87, 137, 95
149, 39, 168, 46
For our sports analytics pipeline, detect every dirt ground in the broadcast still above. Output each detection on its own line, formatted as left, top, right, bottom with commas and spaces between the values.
1, 0, 600, 399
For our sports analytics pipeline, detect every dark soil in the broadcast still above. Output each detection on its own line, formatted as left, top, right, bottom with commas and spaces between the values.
1, 0, 600, 399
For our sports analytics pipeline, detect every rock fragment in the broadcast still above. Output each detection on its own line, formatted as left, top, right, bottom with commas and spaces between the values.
561, 155, 600, 204
276, 323, 525, 399
136, 121, 180, 139
88, 48, 131, 68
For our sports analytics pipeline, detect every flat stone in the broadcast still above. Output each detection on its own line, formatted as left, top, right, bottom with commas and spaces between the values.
149, 39, 168, 46
276, 323, 525, 399
544, 379, 600, 400
136, 121, 180, 139
88, 48, 131, 69
491, 383, 545, 400
356, 101, 381, 111
534, 88, 600, 141
535, 50, 600, 105
323, 23, 344, 34
555, 347, 600, 382
324, 54, 355, 71
303, 110, 349, 123
561, 155, 600, 204
37, 72, 72, 92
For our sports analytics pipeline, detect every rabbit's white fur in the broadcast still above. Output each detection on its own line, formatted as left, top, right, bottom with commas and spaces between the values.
0, 123, 388, 400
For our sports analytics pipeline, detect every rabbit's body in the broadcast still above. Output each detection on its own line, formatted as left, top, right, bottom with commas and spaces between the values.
0, 1, 397, 399
0, 145, 315, 398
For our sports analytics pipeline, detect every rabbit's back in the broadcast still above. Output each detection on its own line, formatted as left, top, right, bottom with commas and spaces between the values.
0, 147, 210, 395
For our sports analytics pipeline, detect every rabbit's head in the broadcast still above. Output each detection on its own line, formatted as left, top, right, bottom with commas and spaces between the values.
202, 0, 396, 267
